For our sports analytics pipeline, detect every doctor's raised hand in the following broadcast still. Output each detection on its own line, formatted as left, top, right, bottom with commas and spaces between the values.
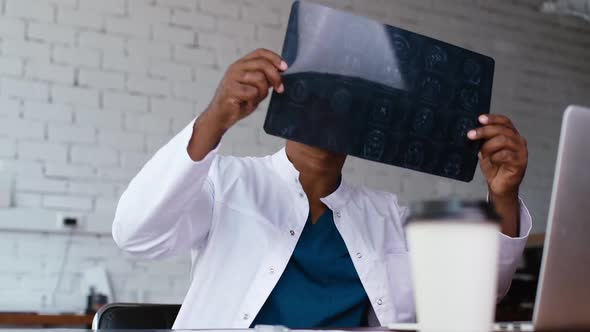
468, 114, 529, 237
187, 49, 288, 162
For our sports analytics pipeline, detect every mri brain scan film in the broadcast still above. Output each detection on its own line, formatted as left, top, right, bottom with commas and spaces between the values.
264, 1, 495, 182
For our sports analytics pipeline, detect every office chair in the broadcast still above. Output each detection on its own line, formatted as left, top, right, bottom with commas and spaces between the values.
92, 303, 181, 330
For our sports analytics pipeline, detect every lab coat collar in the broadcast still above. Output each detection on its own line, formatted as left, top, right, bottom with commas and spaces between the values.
271, 148, 354, 210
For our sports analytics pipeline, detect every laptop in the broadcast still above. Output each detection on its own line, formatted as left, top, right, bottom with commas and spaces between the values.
387, 105, 590, 332
264, 0, 495, 182
511, 105, 590, 331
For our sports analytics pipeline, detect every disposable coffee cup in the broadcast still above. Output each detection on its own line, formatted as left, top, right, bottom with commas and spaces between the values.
406, 200, 501, 332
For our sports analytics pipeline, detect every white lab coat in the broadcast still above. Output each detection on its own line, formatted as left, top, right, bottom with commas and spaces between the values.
113, 121, 532, 329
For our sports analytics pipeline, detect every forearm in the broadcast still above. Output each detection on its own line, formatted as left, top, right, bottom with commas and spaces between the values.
489, 191, 520, 237
188, 108, 227, 161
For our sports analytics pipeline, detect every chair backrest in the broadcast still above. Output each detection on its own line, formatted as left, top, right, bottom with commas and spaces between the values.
92, 303, 181, 330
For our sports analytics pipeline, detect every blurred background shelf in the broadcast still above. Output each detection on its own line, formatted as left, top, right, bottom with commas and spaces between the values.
527, 233, 546, 248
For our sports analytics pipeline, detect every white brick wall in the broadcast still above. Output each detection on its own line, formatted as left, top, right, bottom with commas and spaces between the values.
127, 75, 171, 96
28, 23, 76, 46
0, 57, 24, 76
4, 40, 52, 59
79, 69, 126, 90
0, 0, 589, 314
45, 163, 95, 179
0, 118, 45, 140
26, 61, 75, 85
98, 129, 144, 151
0, 139, 16, 158
47, 124, 96, 144
5, 0, 55, 22
71, 146, 119, 166
42, 194, 93, 210
53, 46, 101, 67
18, 141, 68, 162
57, 8, 102, 30
103, 91, 148, 112
0, 97, 20, 117
0, 17, 26, 38
78, 31, 126, 52
2, 78, 50, 101
75, 108, 123, 129
52, 85, 100, 107
127, 38, 172, 59
16, 177, 68, 193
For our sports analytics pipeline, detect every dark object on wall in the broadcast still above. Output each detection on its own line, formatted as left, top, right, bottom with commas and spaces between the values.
85, 287, 108, 315
264, 1, 495, 182
91, 303, 181, 329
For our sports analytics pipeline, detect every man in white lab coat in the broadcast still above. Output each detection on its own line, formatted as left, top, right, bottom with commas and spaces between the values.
113, 49, 531, 329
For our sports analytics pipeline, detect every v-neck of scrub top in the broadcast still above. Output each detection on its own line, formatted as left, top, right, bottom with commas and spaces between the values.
251, 209, 370, 328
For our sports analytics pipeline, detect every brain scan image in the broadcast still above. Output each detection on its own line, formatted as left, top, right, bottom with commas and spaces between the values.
412, 107, 435, 135
362, 129, 386, 161
463, 58, 482, 85
460, 87, 480, 111
326, 133, 339, 151
330, 88, 353, 113
265, 1, 495, 181
425, 45, 448, 72
452, 117, 476, 146
405, 141, 425, 168
420, 76, 442, 102
280, 125, 297, 138
442, 153, 463, 177
371, 99, 394, 125
289, 80, 310, 103
392, 34, 412, 63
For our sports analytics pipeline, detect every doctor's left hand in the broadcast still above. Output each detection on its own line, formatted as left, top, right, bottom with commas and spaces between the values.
467, 114, 528, 236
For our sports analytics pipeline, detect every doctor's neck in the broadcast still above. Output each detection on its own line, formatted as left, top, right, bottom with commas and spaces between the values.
285, 140, 345, 203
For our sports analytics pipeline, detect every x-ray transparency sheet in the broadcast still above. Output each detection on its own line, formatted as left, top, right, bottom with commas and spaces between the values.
264, 1, 495, 182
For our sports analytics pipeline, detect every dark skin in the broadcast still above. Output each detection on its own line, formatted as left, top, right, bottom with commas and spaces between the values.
286, 141, 346, 223
188, 49, 528, 235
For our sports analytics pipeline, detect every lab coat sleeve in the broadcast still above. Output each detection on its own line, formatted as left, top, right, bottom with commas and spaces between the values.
396, 194, 531, 301
496, 197, 532, 300
112, 120, 218, 259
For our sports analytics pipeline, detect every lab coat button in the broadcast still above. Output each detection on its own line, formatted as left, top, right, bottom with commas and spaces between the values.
335, 211, 341, 218
299, 192, 305, 198
243, 313, 249, 320
377, 298, 383, 305
290, 230, 295, 236
356, 252, 362, 259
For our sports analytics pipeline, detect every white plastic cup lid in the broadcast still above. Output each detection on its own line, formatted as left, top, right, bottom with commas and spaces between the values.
407, 199, 500, 223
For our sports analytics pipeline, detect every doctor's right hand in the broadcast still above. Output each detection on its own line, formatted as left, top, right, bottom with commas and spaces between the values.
187, 49, 288, 161
208, 48, 288, 131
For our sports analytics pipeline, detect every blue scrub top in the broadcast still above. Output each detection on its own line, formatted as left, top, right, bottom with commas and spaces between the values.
251, 209, 370, 328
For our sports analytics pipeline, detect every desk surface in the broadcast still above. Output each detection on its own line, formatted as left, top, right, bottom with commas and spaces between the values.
0, 313, 93, 327
0, 328, 575, 332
